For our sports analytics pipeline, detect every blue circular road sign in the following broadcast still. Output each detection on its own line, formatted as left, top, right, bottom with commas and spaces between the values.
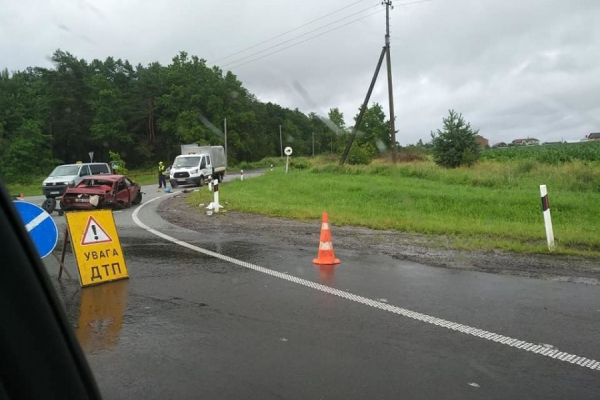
14, 201, 58, 259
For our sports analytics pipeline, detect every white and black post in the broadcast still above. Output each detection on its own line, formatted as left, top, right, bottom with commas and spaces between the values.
214, 179, 220, 213
240, 169, 244, 181
284, 146, 292, 174
540, 185, 555, 251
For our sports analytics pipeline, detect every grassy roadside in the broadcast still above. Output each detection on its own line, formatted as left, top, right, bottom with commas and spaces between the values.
186, 159, 600, 257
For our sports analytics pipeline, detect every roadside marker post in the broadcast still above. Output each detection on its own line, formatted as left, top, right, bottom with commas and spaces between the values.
214, 179, 220, 213
540, 185, 555, 251
270, 164, 273, 172
240, 170, 244, 181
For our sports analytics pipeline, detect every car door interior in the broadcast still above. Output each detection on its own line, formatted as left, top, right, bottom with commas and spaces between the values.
0, 182, 102, 400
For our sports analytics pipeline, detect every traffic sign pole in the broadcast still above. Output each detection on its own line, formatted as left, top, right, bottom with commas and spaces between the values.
284, 147, 293, 174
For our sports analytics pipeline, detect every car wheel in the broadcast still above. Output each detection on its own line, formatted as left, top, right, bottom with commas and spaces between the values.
41, 198, 56, 214
171, 180, 178, 188
132, 192, 142, 205
198, 176, 204, 187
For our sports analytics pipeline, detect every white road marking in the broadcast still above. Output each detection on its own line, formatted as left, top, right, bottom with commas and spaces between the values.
25, 212, 50, 232
132, 194, 600, 372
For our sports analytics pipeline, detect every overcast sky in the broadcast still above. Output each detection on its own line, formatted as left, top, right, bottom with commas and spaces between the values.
1, 0, 599, 145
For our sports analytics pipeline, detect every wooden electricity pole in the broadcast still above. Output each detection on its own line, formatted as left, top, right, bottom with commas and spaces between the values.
384, 0, 397, 163
340, 1, 397, 165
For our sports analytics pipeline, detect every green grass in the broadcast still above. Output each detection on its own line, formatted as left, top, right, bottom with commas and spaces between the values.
5, 183, 44, 197
187, 160, 600, 256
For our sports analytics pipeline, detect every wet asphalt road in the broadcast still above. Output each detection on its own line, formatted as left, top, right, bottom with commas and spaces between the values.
35, 171, 600, 400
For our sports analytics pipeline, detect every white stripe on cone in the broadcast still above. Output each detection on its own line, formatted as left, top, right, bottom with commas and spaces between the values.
319, 241, 333, 251
321, 222, 329, 230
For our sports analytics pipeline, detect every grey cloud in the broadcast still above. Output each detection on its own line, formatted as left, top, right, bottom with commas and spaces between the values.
1, 0, 599, 145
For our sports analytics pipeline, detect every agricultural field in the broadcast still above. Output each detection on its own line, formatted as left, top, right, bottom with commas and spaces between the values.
481, 141, 600, 164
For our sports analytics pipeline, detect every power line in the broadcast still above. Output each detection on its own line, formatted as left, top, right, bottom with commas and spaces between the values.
221, 3, 381, 69
224, 0, 446, 70
395, 0, 439, 5
228, 9, 385, 70
210, 0, 374, 64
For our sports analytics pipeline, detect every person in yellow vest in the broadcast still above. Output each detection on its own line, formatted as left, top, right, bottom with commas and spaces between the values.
158, 161, 166, 190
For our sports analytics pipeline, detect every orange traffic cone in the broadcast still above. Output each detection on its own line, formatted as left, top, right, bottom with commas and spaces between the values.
19, 193, 24, 200
313, 211, 340, 265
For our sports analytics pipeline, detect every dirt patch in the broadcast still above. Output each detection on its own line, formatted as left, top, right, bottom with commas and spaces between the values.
158, 194, 600, 285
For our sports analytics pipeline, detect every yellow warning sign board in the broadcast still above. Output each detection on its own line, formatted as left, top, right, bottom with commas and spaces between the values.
65, 210, 129, 287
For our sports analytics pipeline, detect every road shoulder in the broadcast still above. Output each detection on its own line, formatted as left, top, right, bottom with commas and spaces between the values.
158, 194, 600, 285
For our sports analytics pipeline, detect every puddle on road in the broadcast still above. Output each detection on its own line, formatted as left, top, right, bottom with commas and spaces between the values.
75, 280, 129, 355
124, 240, 263, 274
316, 264, 338, 285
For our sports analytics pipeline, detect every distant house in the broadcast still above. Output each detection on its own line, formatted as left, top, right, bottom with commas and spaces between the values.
476, 135, 489, 149
492, 142, 507, 148
512, 138, 540, 146
586, 133, 600, 141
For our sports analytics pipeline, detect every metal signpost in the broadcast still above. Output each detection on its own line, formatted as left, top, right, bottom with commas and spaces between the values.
284, 146, 293, 174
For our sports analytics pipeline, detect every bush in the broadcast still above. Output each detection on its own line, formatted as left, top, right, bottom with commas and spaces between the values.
109, 150, 128, 175
431, 110, 480, 168
347, 143, 376, 165
290, 158, 310, 170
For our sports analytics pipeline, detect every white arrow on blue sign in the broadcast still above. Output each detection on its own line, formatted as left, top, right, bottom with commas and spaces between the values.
14, 201, 58, 259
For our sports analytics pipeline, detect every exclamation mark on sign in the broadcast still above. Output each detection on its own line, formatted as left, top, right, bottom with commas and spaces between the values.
92, 225, 98, 240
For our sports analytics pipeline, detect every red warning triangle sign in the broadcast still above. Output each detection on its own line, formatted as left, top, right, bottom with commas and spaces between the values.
81, 216, 113, 246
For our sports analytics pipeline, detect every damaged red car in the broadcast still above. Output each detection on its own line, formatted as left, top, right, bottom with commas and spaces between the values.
60, 175, 142, 211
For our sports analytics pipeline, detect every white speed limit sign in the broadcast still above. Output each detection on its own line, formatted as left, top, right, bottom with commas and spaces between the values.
284, 146, 293, 156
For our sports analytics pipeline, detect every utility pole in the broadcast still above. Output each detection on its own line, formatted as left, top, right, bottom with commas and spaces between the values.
279, 125, 283, 157
384, 0, 397, 163
224, 118, 228, 167
339, 1, 397, 166
340, 47, 386, 165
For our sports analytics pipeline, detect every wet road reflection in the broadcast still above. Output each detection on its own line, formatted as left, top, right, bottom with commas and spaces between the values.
316, 264, 337, 285
76, 280, 129, 354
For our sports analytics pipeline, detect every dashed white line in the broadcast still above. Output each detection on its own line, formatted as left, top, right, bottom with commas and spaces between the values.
132, 193, 600, 372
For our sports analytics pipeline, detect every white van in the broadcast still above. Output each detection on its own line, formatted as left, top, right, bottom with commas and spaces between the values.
42, 163, 111, 199
170, 146, 226, 187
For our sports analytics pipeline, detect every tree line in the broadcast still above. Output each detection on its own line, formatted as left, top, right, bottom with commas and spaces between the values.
0, 50, 392, 183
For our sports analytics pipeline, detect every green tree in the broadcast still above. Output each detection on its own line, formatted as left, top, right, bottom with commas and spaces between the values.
89, 74, 132, 149
3, 120, 56, 182
430, 110, 480, 168
327, 108, 347, 153
353, 103, 390, 153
